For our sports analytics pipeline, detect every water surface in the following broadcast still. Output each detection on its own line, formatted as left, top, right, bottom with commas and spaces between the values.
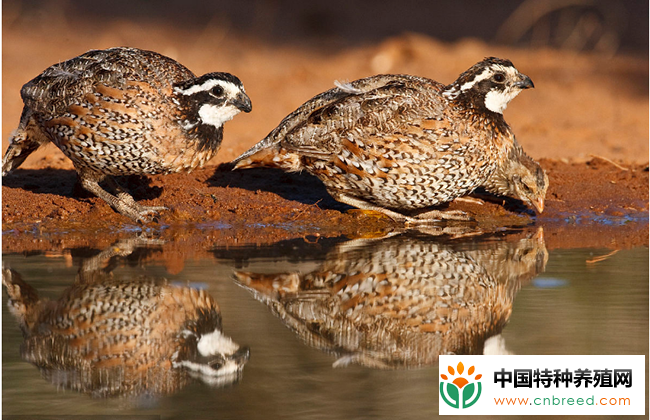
3, 231, 648, 419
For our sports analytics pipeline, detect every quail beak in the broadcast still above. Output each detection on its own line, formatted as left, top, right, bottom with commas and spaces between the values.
515, 74, 534, 90
230, 92, 252, 113
532, 196, 545, 213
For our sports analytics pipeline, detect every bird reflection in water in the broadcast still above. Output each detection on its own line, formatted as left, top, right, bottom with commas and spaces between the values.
2, 237, 249, 398
235, 228, 547, 369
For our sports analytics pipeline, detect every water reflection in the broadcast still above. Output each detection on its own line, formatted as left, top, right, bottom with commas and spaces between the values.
234, 229, 547, 368
2, 238, 249, 398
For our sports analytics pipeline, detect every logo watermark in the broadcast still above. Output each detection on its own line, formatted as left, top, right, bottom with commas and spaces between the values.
439, 355, 645, 415
439, 361, 483, 409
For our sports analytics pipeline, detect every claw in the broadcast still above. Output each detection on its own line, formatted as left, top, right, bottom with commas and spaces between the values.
119, 203, 168, 224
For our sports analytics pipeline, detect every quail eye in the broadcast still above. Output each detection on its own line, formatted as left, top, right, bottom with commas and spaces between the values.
493, 73, 505, 83
210, 86, 224, 97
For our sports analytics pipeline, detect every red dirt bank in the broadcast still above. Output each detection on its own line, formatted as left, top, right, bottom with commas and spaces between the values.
2, 158, 648, 255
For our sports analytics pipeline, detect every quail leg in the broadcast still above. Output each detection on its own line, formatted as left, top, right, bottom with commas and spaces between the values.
453, 196, 486, 205
411, 208, 472, 222
335, 193, 412, 223
79, 172, 166, 223
79, 236, 166, 280
336, 193, 471, 225
103, 176, 168, 212
103, 176, 139, 205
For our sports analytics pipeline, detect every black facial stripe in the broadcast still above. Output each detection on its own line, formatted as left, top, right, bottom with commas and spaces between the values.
194, 90, 229, 105
478, 78, 505, 92
175, 87, 225, 153
455, 64, 516, 91
174, 85, 230, 154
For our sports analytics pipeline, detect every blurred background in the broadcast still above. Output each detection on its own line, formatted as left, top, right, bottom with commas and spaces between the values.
3, 0, 648, 167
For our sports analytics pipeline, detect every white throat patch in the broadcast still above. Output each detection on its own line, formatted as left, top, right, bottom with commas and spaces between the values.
199, 103, 241, 127
197, 329, 240, 357
484, 88, 521, 114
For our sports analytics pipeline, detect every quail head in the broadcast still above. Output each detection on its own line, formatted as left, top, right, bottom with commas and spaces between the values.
481, 140, 549, 213
233, 57, 543, 224
2, 47, 252, 222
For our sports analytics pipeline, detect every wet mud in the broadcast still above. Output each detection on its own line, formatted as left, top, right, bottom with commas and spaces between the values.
2, 157, 648, 258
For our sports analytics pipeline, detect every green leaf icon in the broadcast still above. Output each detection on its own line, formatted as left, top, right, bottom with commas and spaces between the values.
462, 382, 482, 408
447, 383, 459, 402
440, 382, 460, 408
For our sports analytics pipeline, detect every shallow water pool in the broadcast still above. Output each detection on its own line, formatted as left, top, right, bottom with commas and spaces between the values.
3, 230, 648, 419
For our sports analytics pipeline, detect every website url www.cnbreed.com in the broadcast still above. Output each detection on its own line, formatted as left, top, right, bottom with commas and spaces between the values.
439, 355, 645, 415
494, 396, 631, 406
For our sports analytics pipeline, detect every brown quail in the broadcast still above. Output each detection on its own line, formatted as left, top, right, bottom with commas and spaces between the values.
2, 47, 252, 222
2, 241, 249, 397
234, 230, 548, 368
233, 57, 546, 223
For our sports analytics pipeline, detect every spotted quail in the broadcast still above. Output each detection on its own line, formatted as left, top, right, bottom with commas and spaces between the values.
234, 230, 547, 368
2, 47, 252, 222
233, 57, 546, 223
2, 251, 249, 396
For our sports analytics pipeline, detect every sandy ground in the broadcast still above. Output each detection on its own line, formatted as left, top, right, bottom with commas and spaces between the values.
3, 158, 647, 253
2, 15, 648, 255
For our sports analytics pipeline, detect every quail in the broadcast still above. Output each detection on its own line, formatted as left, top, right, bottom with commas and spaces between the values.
2, 242, 249, 397
233, 57, 546, 223
234, 230, 547, 368
2, 47, 252, 222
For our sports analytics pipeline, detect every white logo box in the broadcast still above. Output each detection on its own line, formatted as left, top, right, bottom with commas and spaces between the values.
439, 355, 645, 415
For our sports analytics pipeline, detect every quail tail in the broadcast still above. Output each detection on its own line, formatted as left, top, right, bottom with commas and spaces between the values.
232, 147, 281, 170
231, 135, 280, 169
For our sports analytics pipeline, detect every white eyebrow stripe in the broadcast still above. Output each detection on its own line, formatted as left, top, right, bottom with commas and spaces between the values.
174, 79, 241, 97
460, 68, 492, 92
460, 64, 518, 92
